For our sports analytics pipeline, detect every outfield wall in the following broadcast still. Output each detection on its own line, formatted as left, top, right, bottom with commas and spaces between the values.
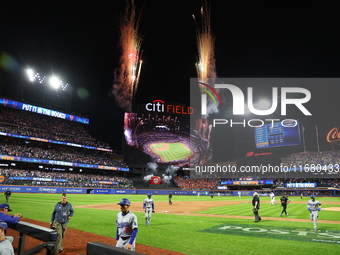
1, 185, 339, 196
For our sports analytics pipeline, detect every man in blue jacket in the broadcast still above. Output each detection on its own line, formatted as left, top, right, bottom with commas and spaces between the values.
0, 204, 21, 224
0, 204, 21, 243
50, 195, 74, 253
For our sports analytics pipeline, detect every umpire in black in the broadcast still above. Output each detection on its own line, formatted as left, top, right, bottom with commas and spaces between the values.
252, 192, 261, 222
4, 189, 11, 203
280, 194, 290, 216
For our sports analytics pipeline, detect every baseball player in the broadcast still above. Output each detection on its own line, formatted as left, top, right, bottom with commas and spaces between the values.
269, 191, 276, 205
0, 221, 14, 254
307, 195, 322, 230
143, 193, 155, 226
116, 198, 138, 251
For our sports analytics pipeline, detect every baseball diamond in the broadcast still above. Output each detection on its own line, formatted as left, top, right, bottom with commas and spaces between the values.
149, 142, 193, 162
5, 193, 340, 255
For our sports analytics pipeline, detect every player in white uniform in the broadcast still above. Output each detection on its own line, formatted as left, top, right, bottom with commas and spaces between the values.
143, 193, 154, 226
115, 198, 138, 251
269, 191, 276, 205
307, 195, 322, 231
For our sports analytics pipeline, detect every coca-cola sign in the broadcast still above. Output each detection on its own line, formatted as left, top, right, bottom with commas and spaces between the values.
326, 127, 340, 143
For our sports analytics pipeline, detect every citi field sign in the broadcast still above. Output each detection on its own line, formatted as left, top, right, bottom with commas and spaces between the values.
145, 99, 194, 115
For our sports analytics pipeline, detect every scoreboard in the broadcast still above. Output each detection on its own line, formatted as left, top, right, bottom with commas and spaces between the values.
255, 120, 301, 149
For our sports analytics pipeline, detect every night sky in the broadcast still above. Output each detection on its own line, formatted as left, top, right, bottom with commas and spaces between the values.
1, 1, 340, 153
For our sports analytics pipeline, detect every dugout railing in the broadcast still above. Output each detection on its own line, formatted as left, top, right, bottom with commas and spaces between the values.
8, 221, 57, 255
86, 241, 146, 255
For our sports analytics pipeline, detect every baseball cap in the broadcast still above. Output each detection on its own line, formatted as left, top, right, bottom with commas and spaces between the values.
0, 204, 12, 211
147, 193, 152, 197
0, 221, 8, 230
310, 195, 315, 199
117, 198, 131, 206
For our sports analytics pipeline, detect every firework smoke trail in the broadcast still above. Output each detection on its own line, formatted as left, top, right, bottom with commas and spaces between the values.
112, 0, 143, 112
193, 1, 218, 116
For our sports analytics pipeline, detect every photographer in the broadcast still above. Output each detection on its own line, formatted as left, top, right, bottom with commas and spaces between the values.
50, 195, 74, 253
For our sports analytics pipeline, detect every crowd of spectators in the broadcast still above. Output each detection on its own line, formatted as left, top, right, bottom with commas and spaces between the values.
0, 138, 128, 168
0, 169, 134, 189
173, 176, 220, 190
0, 106, 111, 149
282, 151, 340, 166
172, 175, 340, 190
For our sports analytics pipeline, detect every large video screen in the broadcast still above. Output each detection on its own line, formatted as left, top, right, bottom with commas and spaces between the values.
0, 97, 89, 124
255, 120, 301, 149
221, 180, 274, 185
123, 112, 212, 167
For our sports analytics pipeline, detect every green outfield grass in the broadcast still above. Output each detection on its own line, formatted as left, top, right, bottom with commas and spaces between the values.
149, 142, 192, 162
6, 193, 340, 255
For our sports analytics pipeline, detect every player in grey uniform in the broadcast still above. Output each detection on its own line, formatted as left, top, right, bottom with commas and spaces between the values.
307, 195, 322, 230
116, 198, 138, 251
0, 221, 14, 255
143, 193, 155, 226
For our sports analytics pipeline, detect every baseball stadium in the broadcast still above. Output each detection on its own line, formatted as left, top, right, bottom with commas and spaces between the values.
1, 93, 340, 255
1, 2, 340, 255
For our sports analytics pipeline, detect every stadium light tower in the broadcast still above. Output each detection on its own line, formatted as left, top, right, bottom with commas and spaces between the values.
18, 68, 73, 112
50, 76, 60, 89
26, 69, 35, 81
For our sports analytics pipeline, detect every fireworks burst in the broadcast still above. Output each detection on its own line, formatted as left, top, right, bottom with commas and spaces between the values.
193, 1, 218, 116
112, 0, 143, 112
194, 2, 216, 81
